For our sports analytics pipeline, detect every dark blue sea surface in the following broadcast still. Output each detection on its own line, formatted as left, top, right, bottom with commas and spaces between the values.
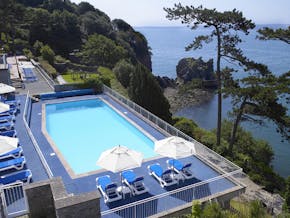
136, 25, 290, 177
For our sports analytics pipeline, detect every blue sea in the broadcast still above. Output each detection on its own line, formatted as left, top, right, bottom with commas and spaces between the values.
135, 25, 290, 178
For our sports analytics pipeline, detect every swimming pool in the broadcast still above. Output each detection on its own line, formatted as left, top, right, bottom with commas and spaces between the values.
45, 98, 155, 175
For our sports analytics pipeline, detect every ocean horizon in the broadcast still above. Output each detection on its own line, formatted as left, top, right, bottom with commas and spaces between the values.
136, 25, 290, 178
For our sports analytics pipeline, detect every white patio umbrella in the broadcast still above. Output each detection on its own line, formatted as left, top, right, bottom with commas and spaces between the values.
0, 135, 19, 155
0, 83, 15, 95
154, 136, 196, 159
0, 102, 10, 113
97, 145, 143, 173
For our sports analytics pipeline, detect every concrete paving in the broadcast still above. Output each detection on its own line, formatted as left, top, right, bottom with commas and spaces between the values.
7, 56, 54, 95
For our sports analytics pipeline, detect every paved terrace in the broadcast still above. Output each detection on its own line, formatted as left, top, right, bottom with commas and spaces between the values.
14, 93, 243, 217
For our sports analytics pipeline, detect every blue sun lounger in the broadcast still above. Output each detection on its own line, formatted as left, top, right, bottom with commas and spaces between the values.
0, 169, 32, 185
0, 147, 23, 160
0, 114, 15, 123
0, 130, 17, 137
0, 121, 14, 131
148, 163, 177, 188
121, 170, 148, 195
96, 175, 122, 203
167, 159, 194, 180
0, 156, 26, 172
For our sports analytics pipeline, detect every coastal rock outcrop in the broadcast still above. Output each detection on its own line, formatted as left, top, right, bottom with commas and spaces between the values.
176, 57, 214, 83
155, 76, 176, 89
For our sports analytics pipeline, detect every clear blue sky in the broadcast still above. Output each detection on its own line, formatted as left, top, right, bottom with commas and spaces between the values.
71, 0, 290, 26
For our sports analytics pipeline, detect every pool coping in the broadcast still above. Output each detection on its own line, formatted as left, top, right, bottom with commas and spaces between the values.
41, 96, 166, 179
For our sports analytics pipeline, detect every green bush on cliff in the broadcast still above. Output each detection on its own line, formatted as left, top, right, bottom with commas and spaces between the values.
129, 63, 172, 122
113, 59, 135, 88
80, 34, 127, 68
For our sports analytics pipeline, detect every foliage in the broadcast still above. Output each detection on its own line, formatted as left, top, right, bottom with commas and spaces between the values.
164, 4, 257, 146
258, 26, 290, 44
77, 2, 95, 15
39, 58, 57, 79
62, 71, 99, 83
80, 11, 113, 36
190, 201, 202, 218
40, 44, 55, 65
80, 34, 127, 68
32, 40, 43, 56
0, 0, 25, 52
113, 59, 135, 88
249, 200, 267, 218
112, 19, 152, 70
98, 66, 128, 97
201, 202, 224, 218
55, 55, 68, 64
22, 48, 33, 59
78, 77, 103, 93
128, 63, 172, 122
284, 177, 290, 213
173, 117, 197, 136
221, 120, 284, 192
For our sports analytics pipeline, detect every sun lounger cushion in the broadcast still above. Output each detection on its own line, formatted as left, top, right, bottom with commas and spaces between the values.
167, 159, 194, 179
121, 170, 148, 195
0, 169, 32, 185
148, 163, 177, 187
0, 156, 25, 172
0, 130, 17, 137
0, 147, 23, 160
0, 115, 15, 123
0, 121, 14, 131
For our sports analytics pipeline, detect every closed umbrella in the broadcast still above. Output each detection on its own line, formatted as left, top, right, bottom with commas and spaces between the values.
0, 135, 18, 155
154, 136, 196, 159
97, 145, 143, 173
0, 83, 15, 94
0, 102, 10, 113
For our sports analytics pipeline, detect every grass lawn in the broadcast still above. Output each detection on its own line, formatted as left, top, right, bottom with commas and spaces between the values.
62, 73, 99, 83
62, 67, 128, 97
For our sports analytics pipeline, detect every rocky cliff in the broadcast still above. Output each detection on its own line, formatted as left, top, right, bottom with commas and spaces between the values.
176, 57, 214, 83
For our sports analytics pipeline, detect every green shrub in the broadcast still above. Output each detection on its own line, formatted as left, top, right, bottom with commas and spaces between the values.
113, 59, 135, 88
23, 48, 33, 60
78, 77, 103, 93
55, 55, 69, 63
33, 40, 44, 56
39, 59, 57, 79
173, 117, 197, 137
40, 44, 55, 65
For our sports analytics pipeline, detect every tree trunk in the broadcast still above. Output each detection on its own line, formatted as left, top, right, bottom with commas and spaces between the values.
216, 27, 222, 146
229, 98, 247, 154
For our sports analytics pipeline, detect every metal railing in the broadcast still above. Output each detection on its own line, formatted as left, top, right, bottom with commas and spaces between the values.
0, 182, 29, 218
101, 170, 244, 218
34, 64, 56, 89
103, 85, 241, 174
23, 91, 53, 178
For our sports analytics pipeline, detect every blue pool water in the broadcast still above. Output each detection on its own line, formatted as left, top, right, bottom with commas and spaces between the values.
45, 98, 155, 174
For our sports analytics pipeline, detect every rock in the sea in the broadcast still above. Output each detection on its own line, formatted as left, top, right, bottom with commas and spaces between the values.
155, 76, 176, 89
176, 57, 214, 83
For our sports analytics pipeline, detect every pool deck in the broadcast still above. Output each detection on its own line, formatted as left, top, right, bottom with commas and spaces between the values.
13, 93, 242, 216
